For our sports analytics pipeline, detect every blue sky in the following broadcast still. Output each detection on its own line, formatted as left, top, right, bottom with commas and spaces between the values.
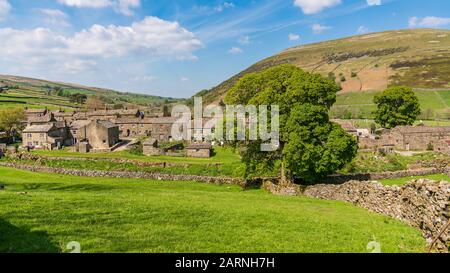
0, 0, 449, 98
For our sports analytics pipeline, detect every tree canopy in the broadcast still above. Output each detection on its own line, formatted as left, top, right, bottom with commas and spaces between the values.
0, 108, 25, 138
225, 64, 357, 183
374, 86, 421, 129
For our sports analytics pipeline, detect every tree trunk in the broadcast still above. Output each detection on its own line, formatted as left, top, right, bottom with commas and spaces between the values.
280, 161, 287, 184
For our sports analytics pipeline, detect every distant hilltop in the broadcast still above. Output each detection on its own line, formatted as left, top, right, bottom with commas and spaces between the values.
197, 28, 450, 104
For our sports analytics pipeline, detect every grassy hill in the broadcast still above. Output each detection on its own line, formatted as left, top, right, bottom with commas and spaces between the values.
197, 29, 450, 120
0, 75, 181, 111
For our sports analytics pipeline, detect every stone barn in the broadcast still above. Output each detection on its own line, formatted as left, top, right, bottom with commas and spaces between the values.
69, 120, 91, 145
86, 120, 120, 151
386, 126, 450, 152
186, 142, 212, 158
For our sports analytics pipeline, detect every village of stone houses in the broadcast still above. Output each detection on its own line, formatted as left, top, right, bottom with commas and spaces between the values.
0, 3, 449, 255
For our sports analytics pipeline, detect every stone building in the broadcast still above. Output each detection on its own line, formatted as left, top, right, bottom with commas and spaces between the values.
384, 126, 450, 152
86, 109, 143, 122
85, 120, 120, 151
115, 117, 151, 138
142, 138, 162, 156
146, 117, 179, 141
186, 142, 212, 158
24, 108, 48, 119
22, 124, 66, 150
27, 113, 56, 126
52, 110, 75, 123
69, 120, 91, 144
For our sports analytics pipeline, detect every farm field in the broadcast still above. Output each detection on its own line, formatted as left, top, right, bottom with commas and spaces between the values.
24, 148, 449, 178
0, 75, 182, 110
31, 146, 241, 165
0, 167, 426, 253
379, 174, 449, 186
331, 89, 450, 119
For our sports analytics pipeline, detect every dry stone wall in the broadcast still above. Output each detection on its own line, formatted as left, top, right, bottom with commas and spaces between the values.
302, 180, 450, 252
0, 162, 243, 186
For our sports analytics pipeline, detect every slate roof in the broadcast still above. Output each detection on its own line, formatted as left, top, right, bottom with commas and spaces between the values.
96, 120, 118, 129
186, 142, 212, 150
143, 138, 157, 146
70, 120, 91, 129
27, 114, 55, 123
23, 124, 54, 133
25, 108, 47, 114
144, 117, 179, 124
394, 126, 450, 134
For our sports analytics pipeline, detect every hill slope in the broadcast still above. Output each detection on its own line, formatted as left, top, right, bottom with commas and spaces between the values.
200, 29, 450, 105
0, 75, 180, 111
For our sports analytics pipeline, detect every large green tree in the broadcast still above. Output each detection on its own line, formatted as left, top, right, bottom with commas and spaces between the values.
0, 108, 25, 138
225, 64, 357, 183
373, 86, 421, 129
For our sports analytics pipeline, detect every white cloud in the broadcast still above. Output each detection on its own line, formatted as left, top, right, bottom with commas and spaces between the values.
238, 36, 250, 45
312, 24, 331, 34
57, 0, 140, 16
357, 26, 369, 34
114, 0, 140, 16
37, 9, 71, 27
367, 0, 381, 6
180, 77, 189, 82
288, 33, 300, 41
214, 2, 235, 12
57, 0, 111, 8
0, 0, 11, 21
294, 0, 341, 14
409, 16, 450, 28
0, 16, 203, 74
228, 47, 243, 54
132, 75, 157, 82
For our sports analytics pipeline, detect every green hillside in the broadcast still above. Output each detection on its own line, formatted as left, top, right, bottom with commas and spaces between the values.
197, 29, 450, 110
0, 75, 181, 111
331, 89, 450, 120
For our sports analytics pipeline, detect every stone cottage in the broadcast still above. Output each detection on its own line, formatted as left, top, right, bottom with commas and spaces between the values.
146, 117, 179, 141
26, 113, 56, 126
22, 124, 66, 150
186, 142, 212, 158
52, 110, 75, 123
69, 120, 91, 145
85, 120, 120, 151
24, 108, 48, 119
384, 125, 450, 152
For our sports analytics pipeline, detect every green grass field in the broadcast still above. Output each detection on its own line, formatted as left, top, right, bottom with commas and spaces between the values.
0, 167, 426, 253
32, 146, 242, 165
379, 174, 449, 186
331, 90, 450, 119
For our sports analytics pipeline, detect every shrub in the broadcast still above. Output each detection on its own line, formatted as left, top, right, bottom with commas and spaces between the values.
129, 142, 143, 155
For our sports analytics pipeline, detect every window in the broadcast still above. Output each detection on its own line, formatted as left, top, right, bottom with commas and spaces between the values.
103, 140, 106, 144
27, 134, 32, 138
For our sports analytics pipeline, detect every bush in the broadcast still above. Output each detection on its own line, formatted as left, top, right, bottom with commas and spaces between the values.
340, 75, 346, 82
129, 142, 143, 155
351, 72, 357, 78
